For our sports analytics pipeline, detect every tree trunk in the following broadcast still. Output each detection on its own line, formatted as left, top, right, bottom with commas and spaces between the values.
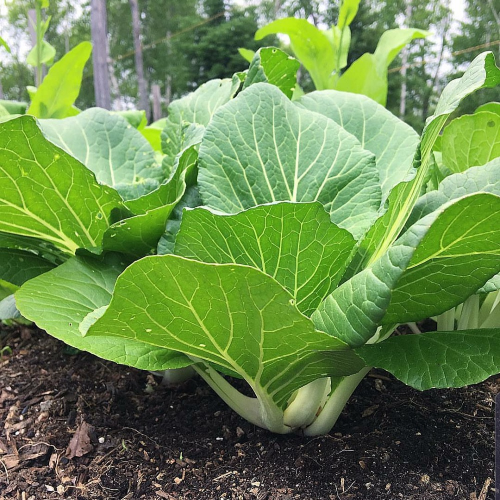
90, 0, 112, 109
152, 84, 162, 122
129, 0, 149, 119
399, 2, 413, 119
165, 75, 172, 109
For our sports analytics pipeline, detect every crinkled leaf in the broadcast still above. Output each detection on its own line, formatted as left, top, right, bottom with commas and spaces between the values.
255, 18, 335, 91
409, 157, 500, 226
298, 90, 418, 201
15, 255, 189, 371
243, 47, 299, 99
198, 83, 380, 240
161, 77, 240, 173
27, 42, 92, 119
40, 108, 163, 201
442, 111, 500, 173
88, 255, 365, 407
384, 193, 500, 323
175, 202, 356, 316
356, 329, 500, 390
0, 116, 123, 254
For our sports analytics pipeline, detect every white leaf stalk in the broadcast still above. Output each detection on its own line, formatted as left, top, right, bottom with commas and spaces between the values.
436, 290, 500, 331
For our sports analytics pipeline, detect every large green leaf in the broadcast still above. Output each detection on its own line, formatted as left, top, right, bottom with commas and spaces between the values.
355, 329, 500, 390
255, 18, 335, 91
101, 146, 198, 258
198, 83, 380, 240
88, 255, 365, 407
352, 52, 500, 270
27, 42, 92, 119
15, 255, 188, 371
383, 194, 500, 323
441, 111, 500, 173
175, 202, 356, 316
311, 193, 495, 347
243, 47, 300, 99
335, 29, 428, 105
40, 108, 163, 201
0, 116, 123, 254
0, 248, 55, 286
409, 157, 500, 225
161, 77, 240, 173
298, 90, 418, 201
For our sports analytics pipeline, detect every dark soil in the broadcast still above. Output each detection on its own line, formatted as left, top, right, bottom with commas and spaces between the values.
0, 325, 495, 500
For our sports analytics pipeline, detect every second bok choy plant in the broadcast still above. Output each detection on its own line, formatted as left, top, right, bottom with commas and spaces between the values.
6, 50, 500, 436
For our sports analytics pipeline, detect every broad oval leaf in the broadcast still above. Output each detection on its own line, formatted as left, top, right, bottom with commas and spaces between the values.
198, 82, 381, 240
175, 202, 356, 316
0, 116, 123, 254
88, 255, 365, 407
40, 108, 163, 201
15, 255, 189, 371
298, 90, 419, 201
355, 329, 500, 390
351, 51, 500, 270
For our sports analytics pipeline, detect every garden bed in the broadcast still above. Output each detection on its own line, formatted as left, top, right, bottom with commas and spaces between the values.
0, 325, 495, 500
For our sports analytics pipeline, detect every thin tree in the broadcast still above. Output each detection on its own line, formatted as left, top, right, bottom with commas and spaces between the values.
90, 0, 112, 109
129, 0, 149, 118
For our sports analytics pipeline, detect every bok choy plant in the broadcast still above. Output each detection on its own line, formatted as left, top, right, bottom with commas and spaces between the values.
4, 50, 500, 436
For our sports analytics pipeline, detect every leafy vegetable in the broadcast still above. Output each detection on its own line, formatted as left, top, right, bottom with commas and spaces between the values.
5, 50, 500, 438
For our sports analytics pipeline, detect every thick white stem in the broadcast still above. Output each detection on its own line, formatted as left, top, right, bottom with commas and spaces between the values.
283, 378, 329, 428
192, 363, 292, 434
303, 367, 371, 436
457, 295, 479, 330
436, 308, 455, 331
